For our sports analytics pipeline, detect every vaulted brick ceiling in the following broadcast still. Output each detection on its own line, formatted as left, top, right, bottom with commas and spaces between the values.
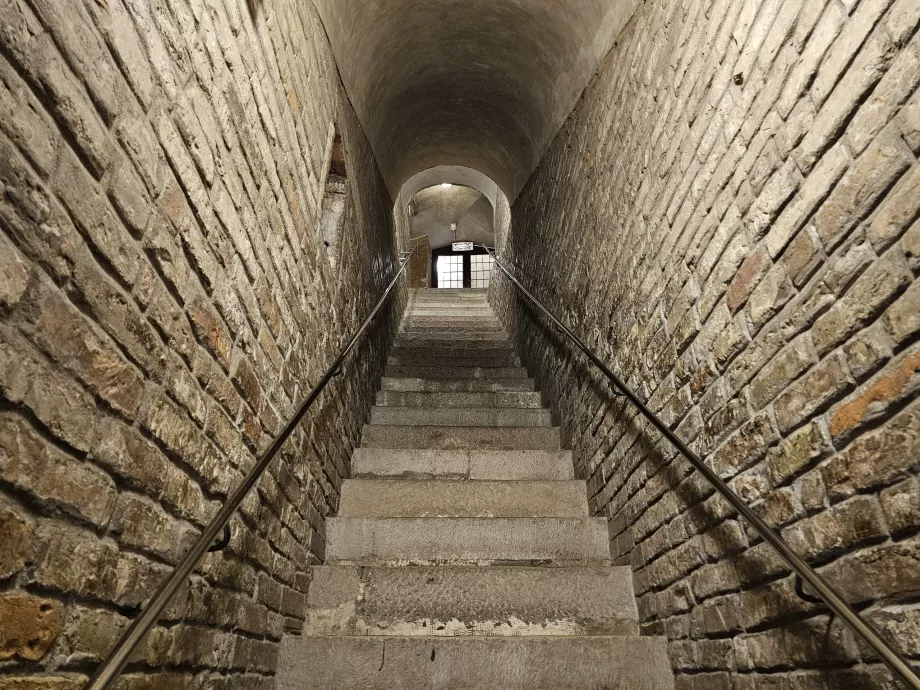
312, 0, 640, 200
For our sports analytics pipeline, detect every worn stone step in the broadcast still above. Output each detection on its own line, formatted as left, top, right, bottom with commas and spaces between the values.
381, 377, 535, 393
401, 315, 503, 325
361, 425, 561, 450
386, 365, 528, 379
396, 331, 510, 343
326, 517, 610, 565
278, 636, 673, 689
339, 480, 587, 518
369, 407, 552, 428
400, 324, 505, 336
304, 565, 638, 637
352, 449, 575, 481
376, 390, 543, 409
407, 306, 495, 314
388, 353, 521, 367
390, 341, 517, 357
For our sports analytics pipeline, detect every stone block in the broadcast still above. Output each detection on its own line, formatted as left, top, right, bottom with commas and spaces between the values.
829, 346, 920, 441
0, 414, 116, 527
0, 593, 62, 661
812, 248, 912, 354
824, 398, 920, 498
774, 355, 851, 433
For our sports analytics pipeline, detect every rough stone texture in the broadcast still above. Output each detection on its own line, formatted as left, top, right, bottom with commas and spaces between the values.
0, 0, 402, 685
304, 565, 639, 637
492, 0, 920, 684
279, 636, 673, 690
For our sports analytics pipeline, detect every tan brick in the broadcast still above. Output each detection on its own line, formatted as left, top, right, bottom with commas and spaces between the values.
824, 398, 920, 497
0, 497, 34, 579
0, 231, 30, 310
34, 521, 167, 607
812, 247, 912, 354
0, 677, 83, 690
782, 495, 887, 561
829, 346, 920, 440
765, 143, 849, 260
774, 355, 851, 433
749, 333, 815, 409
187, 292, 232, 370
26, 279, 145, 416
0, 414, 116, 527
885, 279, 920, 345
769, 421, 831, 486
880, 478, 920, 535
0, 57, 58, 177
867, 164, 920, 251
92, 416, 213, 526
848, 35, 920, 154
0, 593, 62, 661
0, 0, 110, 175
747, 261, 796, 331
813, 132, 912, 251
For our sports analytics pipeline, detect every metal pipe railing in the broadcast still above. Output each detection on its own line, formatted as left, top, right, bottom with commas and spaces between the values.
479, 244, 920, 689
85, 249, 414, 689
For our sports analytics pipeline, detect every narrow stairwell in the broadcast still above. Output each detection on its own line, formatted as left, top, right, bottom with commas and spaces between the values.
278, 288, 675, 689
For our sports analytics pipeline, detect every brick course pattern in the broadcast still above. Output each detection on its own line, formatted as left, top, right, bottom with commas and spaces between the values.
492, 0, 920, 685
0, 0, 400, 687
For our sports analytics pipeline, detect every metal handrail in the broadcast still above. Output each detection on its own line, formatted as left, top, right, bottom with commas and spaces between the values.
479, 244, 920, 689
85, 249, 414, 689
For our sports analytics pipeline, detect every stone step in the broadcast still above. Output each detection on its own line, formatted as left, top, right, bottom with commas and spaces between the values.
369, 407, 552, 427
406, 306, 495, 314
388, 353, 521, 367
409, 288, 488, 296
278, 636, 673, 689
339, 480, 587, 517
396, 331, 510, 343
391, 344, 516, 358
376, 390, 543, 409
352, 449, 575, 481
400, 323, 505, 334
326, 517, 610, 565
304, 565, 638, 637
381, 377, 535, 392
361, 425, 561, 450
386, 365, 528, 379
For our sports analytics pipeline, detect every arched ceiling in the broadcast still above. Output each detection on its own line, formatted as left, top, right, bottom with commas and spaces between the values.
409, 185, 494, 249
401, 166, 499, 207
312, 0, 640, 200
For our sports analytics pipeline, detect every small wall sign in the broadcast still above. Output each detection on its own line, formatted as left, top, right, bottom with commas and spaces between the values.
452, 241, 474, 251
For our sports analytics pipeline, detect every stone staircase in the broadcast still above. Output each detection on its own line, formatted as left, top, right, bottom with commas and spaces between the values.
278, 288, 674, 689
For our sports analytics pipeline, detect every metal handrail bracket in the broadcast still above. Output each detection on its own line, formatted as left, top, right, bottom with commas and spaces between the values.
85, 249, 413, 689
479, 244, 920, 690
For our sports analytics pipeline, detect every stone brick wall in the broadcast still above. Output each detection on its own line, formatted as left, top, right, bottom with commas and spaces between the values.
0, 0, 401, 687
492, 0, 920, 685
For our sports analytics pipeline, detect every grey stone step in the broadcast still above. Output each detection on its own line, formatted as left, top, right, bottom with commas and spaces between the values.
386, 365, 528, 379
361, 425, 561, 450
400, 326, 506, 336
396, 331, 510, 343
325, 517, 610, 565
339, 480, 587, 517
352, 449, 575, 480
381, 377, 535, 392
409, 288, 488, 296
391, 345, 517, 358
278, 636, 674, 689
407, 307, 495, 314
388, 353, 521, 367
401, 318, 504, 329
376, 390, 543, 409
305, 565, 638, 637
369, 407, 553, 427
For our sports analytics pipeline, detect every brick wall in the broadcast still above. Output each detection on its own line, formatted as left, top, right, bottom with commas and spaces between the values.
0, 0, 400, 687
492, 0, 920, 685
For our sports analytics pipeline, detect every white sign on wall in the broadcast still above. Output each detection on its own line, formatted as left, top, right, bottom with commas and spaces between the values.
452, 241, 474, 251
